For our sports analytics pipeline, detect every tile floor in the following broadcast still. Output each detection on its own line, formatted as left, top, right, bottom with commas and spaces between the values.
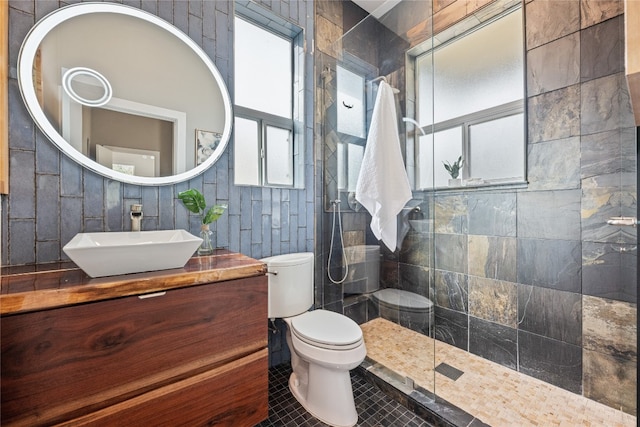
360, 318, 637, 427
255, 363, 433, 427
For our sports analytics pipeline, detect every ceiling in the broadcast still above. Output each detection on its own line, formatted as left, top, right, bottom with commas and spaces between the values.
351, 0, 402, 18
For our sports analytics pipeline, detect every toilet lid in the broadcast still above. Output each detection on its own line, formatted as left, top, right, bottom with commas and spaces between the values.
290, 310, 363, 349
372, 288, 433, 312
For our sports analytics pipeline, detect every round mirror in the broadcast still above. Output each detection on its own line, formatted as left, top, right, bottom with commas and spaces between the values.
18, 3, 232, 186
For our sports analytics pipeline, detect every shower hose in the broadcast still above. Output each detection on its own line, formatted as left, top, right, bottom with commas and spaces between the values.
327, 199, 349, 284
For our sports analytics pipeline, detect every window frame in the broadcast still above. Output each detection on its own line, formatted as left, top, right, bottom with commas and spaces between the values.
233, 9, 304, 188
415, 99, 525, 188
235, 106, 294, 186
263, 119, 294, 187
411, 4, 526, 191
333, 59, 377, 194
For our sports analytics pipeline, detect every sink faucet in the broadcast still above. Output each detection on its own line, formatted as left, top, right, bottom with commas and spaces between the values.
131, 204, 143, 231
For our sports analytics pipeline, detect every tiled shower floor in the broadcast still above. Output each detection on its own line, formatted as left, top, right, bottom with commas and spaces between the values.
255, 362, 433, 426
360, 318, 637, 427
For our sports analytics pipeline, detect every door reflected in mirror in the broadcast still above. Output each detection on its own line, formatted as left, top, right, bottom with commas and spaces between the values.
19, 3, 232, 185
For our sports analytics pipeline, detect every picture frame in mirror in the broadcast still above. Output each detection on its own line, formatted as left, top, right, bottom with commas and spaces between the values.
196, 129, 222, 165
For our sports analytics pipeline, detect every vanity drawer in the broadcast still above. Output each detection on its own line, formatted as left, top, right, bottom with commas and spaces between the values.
61, 349, 269, 427
1, 275, 267, 426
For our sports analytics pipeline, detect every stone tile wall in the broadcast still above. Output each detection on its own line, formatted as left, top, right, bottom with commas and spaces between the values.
318, 0, 636, 416
3, 0, 314, 266
3, 0, 314, 368
428, 1, 636, 412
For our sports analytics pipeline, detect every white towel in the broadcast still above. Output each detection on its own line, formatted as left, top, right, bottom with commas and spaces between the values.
355, 81, 412, 252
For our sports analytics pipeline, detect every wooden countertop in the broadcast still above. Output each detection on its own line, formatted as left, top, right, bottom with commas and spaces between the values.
0, 250, 267, 316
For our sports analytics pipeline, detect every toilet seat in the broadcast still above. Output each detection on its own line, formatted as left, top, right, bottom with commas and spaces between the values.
290, 310, 363, 350
372, 288, 433, 314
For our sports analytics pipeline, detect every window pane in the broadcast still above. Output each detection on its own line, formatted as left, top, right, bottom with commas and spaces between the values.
469, 113, 524, 181
234, 17, 292, 118
234, 117, 260, 185
337, 142, 364, 191
416, 53, 433, 128
417, 127, 463, 188
265, 125, 293, 186
337, 142, 346, 190
416, 134, 433, 189
347, 143, 364, 192
337, 66, 366, 138
417, 9, 523, 125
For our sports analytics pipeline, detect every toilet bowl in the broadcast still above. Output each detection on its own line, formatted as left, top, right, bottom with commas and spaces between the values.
263, 252, 366, 427
343, 245, 434, 336
371, 288, 434, 335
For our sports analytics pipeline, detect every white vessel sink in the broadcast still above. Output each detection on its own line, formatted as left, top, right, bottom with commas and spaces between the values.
63, 230, 203, 278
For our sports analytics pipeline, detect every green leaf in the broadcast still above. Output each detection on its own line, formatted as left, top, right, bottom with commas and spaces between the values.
177, 189, 206, 215
443, 156, 464, 179
203, 204, 227, 224
178, 189, 227, 224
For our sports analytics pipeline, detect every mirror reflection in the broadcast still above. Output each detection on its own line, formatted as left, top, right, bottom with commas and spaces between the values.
336, 64, 367, 194
19, 3, 232, 185
327, 57, 377, 210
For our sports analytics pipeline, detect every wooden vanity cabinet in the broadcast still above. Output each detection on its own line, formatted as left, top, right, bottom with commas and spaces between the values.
1, 275, 268, 427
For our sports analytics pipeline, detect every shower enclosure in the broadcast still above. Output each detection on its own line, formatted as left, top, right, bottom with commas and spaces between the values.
316, 0, 637, 423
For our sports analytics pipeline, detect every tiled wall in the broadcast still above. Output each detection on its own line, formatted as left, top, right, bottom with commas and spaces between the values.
3, 0, 314, 367
3, 0, 314, 265
317, 0, 637, 416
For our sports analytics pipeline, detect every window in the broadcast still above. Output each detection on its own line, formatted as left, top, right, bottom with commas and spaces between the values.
233, 12, 304, 188
414, 6, 525, 189
336, 65, 366, 139
335, 64, 368, 192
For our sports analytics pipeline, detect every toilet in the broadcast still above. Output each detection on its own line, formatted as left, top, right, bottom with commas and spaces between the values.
262, 252, 366, 427
343, 245, 434, 336
371, 288, 434, 336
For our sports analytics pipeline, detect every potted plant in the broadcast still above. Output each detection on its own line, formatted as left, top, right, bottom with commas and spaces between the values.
178, 188, 227, 255
443, 156, 464, 186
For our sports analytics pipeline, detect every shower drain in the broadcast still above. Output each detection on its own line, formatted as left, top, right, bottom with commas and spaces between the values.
435, 362, 464, 381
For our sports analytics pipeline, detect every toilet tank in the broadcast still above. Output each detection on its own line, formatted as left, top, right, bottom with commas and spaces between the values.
261, 252, 314, 319
343, 245, 380, 294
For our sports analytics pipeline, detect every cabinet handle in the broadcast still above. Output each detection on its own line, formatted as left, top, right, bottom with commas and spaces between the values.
138, 291, 167, 299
